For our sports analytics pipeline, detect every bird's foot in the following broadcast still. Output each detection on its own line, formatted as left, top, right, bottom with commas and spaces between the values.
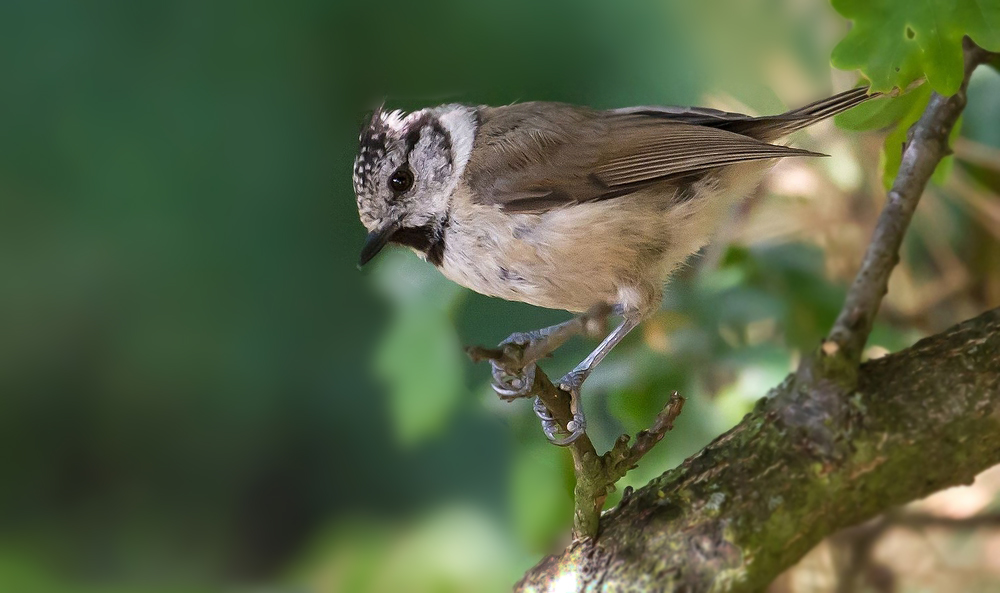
487, 328, 556, 399
532, 396, 585, 446
490, 359, 536, 400
530, 370, 589, 446
557, 368, 590, 397
500, 330, 544, 348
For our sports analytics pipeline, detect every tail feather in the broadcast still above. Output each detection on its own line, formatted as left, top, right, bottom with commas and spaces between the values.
610, 86, 883, 140
750, 86, 881, 138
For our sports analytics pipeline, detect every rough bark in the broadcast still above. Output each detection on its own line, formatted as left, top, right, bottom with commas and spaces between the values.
516, 307, 1000, 592
515, 40, 1000, 592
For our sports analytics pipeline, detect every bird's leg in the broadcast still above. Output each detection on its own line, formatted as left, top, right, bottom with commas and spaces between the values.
541, 311, 643, 446
490, 304, 613, 399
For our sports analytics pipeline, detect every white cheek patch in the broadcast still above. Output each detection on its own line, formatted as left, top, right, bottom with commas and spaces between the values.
435, 105, 477, 196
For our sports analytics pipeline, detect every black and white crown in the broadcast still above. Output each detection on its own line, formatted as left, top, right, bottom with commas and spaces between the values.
352, 106, 406, 197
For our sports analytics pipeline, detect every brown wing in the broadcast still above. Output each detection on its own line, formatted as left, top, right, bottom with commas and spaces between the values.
465, 102, 824, 214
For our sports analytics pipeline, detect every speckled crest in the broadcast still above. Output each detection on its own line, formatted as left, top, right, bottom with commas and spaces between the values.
353, 106, 407, 223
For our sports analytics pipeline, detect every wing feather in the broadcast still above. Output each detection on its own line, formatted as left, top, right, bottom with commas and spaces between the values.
464, 93, 871, 214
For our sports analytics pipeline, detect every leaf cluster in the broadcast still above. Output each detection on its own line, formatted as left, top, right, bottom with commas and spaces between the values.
831, 0, 998, 186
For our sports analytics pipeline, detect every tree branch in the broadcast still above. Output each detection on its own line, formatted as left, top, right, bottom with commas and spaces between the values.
516, 307, 1000, 592
467, 346, 685, 539
822, 38, 990, 369
515, 40, 1000, 592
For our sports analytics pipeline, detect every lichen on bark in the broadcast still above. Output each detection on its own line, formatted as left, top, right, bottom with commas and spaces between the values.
518, 308, 1000, 592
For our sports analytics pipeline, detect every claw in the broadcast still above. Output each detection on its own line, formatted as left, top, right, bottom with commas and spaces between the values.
532, 386, 587, 447
547, 427, 584, 446
487, 330, 544, 400
533, 397, 565, 443
490, 360, 536, 400
550, 372, 589, 445
532, 396, 554, 421
485, 308, 624, 444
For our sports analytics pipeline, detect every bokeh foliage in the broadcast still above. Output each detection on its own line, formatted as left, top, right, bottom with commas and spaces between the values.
1, 1, 998, 592
832, 0, 1000, 187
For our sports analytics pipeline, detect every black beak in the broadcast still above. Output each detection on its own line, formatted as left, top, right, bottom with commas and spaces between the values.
358, 221, 399, 268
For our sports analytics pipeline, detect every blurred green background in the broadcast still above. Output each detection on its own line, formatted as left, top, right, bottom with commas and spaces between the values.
2, 1, 999, 592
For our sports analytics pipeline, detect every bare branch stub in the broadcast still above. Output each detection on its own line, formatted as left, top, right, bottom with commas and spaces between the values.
603, 392, 686, 481
629, 391, 686, 462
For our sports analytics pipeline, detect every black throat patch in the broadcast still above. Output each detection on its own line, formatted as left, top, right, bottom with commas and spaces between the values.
390, 217, 448, 267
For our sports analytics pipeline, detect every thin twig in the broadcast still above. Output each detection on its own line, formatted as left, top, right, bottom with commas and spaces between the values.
830, 517, 891, 593
468, 345, 684, 539
829, 510, 1000, 592
892, 511, 1000, 530
467, 344, 601, 537
821, 39, 994, 368
603, 393, 685, 481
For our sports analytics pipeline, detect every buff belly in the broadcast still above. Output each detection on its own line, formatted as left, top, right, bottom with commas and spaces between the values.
439, 193, 692, 313
436, 162, 770, 314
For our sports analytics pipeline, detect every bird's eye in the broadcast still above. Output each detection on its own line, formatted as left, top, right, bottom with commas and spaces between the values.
388, 167, 414, 193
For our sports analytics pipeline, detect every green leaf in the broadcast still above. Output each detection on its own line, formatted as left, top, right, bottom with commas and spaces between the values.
292, 509, 519, 593
834, 85, 926, 130
509, 443, 573, 550
874, 85, 960, 188
830, 0, 1000, 95
372, 250, 466, 445
375, 309, 465, 445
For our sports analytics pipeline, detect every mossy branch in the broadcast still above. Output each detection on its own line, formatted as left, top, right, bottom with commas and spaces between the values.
517, 307, 1000, 592
513, 40, 999, 592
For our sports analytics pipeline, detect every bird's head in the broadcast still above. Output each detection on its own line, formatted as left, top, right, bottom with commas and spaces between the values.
353, 104, 473, 267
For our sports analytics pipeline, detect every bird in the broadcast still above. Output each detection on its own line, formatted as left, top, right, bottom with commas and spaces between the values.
352, 86, 879, 445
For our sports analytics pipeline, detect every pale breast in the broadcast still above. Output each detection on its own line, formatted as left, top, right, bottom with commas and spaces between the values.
437, 154, 776, 314
439, 190, 680, 313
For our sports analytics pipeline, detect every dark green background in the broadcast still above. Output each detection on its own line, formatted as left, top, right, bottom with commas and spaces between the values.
2, 1, 998, 591
0, 0, 695, 582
